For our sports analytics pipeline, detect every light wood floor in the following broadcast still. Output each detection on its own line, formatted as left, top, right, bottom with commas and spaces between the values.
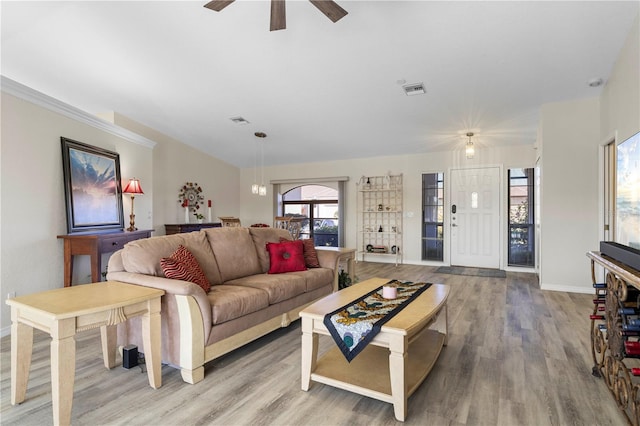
1, 262, 625, 425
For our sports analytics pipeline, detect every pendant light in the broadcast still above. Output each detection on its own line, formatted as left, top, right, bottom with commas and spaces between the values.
255, 132, 267, 196
465, 132, 475, 159
251, 137, 259, 194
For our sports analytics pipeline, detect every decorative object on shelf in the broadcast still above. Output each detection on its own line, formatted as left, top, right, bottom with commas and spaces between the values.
178, 182, 204, 213
391, 245, 398, 254
61, 137, 125, 233
194, 212, 205, 223
465, 132, 475, 159
382, 284, 397, 299
207, 199, 212, 222
219, 216, 241, 227
181, 199, 188, 223
123, 178, 144, 232
378, 225, 383, 232
378, 204, 383, 211
366, 244, 373, 252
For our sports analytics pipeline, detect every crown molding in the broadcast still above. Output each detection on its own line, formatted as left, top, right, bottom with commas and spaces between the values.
1, 76, 156, 149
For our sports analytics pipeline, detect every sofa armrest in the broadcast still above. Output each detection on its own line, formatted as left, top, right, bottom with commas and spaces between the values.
107, 249, 213, 343
315, 247, 356, 292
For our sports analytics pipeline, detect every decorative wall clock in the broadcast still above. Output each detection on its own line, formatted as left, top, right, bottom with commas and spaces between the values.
178, 182, 204, 212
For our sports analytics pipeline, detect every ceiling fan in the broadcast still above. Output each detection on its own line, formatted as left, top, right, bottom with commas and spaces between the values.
204, 0, 348, 31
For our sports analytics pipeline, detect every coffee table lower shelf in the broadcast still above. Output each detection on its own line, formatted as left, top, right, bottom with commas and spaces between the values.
311, 329, 445, 410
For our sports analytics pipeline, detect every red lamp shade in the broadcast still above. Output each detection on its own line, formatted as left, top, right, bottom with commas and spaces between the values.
123, 178, 144, 195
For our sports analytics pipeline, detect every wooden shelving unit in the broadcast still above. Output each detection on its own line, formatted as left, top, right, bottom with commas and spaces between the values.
587, 251, 640, 425
356, 174, 403, 265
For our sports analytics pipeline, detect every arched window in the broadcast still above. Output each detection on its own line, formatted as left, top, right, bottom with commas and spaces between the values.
282, 185, 339, 247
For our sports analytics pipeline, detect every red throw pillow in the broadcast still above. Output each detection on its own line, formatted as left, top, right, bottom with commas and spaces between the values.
160, 245, 211, 293
279, 237, 320, 268
266, 240, 306, 274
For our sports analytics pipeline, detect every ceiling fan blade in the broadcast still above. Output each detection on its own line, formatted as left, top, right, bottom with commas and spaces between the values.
309, 0, 348, 23
270, 0, 286, 31
204, 0, 235, 12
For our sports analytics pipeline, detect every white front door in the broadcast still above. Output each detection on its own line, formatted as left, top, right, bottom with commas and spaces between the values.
450, 167, 501, 269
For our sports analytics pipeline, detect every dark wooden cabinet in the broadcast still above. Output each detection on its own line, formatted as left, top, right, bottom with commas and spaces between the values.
57, 229, 152, 287
164, 223, 221, 235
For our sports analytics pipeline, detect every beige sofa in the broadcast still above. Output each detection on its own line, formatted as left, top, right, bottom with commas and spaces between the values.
107, 226, 343, 384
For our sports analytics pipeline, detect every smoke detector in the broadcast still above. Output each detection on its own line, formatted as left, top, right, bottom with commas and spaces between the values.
402, 83, 426, 96
588, 78, 604, 88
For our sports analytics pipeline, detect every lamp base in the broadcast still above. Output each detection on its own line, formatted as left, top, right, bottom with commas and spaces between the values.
127, 213, 137, 232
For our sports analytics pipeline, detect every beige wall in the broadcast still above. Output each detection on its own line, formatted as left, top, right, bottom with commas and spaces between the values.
240, 144, 537, 267
0, 92, 153, 330
601, 15, 640, 144
539, 97, 600, 292
0, 92, 240, 333
538, 14, 639, 292
101, 112, 240, 232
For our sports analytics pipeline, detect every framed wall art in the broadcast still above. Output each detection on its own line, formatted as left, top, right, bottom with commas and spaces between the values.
61, 137, 124, 233
616, 131, 640, 249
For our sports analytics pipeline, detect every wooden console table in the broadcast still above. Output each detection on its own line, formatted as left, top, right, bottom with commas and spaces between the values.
164, 223, 221, 235
7, 281, 163, 426
57, 229, 152, 287
587, 251, 640, 425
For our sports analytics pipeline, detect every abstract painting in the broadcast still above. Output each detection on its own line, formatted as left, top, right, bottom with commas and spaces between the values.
61, 137, 124, 233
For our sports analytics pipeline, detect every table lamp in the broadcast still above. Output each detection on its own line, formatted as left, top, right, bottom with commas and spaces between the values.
123, 178, 144, 231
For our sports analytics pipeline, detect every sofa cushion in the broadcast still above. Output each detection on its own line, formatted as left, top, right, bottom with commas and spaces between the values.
249, 227, 294, 272
266, 240, 306, 274
122, 231, 223, 285
280, 237, 320, 268
207, 285, 270, 324
160, 245, 211, 293
287, 268, 335, 292
204, 227, 262, 282
226, 274, 307, 305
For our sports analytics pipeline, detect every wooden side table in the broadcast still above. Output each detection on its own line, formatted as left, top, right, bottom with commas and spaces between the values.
57, 229, 152, 286
7, 281, 164, 426
317, 247, 356, 291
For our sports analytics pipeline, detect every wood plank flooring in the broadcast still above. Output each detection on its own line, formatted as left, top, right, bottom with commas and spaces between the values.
1, 262, 625, 425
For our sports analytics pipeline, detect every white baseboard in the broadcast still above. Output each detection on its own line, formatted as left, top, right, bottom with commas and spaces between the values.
1, 326, 11, 338
539, 282, 593, 294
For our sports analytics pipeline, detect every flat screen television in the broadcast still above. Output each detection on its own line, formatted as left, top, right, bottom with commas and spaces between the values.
616, 131, 640, 250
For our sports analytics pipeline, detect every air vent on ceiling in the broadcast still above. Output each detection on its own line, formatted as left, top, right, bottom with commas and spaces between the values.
402, 83, 426, 96
230, 116, 250, 125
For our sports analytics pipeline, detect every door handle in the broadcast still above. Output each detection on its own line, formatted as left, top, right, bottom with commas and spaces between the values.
451, 224, 458, 227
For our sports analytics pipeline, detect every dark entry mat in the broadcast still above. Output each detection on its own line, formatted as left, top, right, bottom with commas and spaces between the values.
435, 266, 506, 278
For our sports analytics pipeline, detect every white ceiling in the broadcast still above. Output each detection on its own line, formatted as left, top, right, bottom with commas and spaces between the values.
2, 1, 638, 168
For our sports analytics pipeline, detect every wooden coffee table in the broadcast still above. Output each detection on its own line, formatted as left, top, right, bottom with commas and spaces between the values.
300, 277, 449, 422
7, 281, 164, 426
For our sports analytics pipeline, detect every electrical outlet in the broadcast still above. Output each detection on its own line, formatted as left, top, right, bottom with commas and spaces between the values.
7, 291, 16, 299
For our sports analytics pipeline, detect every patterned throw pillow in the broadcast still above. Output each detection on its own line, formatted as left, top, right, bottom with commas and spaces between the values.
266, 240, 307, 274
279, 237, 321, 268
160, 245, 211, 293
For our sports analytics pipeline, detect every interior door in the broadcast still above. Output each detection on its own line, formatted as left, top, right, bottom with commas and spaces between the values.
450, 167, 501, 269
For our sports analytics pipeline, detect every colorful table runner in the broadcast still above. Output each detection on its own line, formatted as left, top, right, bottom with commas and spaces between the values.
323, 280, 432, 362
